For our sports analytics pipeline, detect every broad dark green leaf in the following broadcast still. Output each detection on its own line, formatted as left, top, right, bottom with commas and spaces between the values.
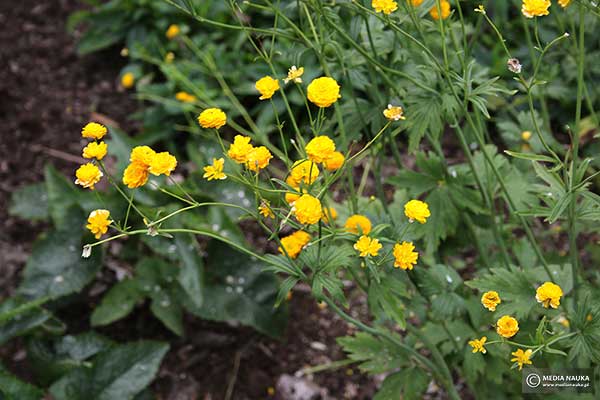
0, 364, 44, 400
91, 279, 143, 327
8, 183, 49, 221
19, 231, 103, 299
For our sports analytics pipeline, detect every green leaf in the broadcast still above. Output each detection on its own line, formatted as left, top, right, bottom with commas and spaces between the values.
504, 150, 557, 163
19, 231, 103, 299
174, 234, 204, 309
44, 165, 82, 230
150, 292, 183, 336
465, 266, 537, 318
368, 274, 408, 328
8, 183, 49, 221
183, 241, 287, 338
337, 331, 408, 374
0, 298, 51, 346
49, 341, 169, 400
374, 368, 429, 400
0, 364, 44, 400
91, 279, 143, 327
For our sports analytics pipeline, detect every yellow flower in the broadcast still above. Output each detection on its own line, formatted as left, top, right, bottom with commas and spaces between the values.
227, 135, 254, 164
481, 291, 502, 311
535, 282, 563, 309
255, 76, 280, 100
430, 0, 451, 20
259, 200, 275, 219
247, 146, 273, 172
522, 0, 551, 18
278, 230, 311, 259
404, 200, 431, 224
130, 146, 156, 167
305, 136, 336, 163
393, 241, 419, 270
511, 349, 533, 370
122, 162, 149, 188
383, 104, 406, 121
198, 108, 227, 129
290, 160, 320, 185
323, 151, 345, 171
121, 72, 135, 89
558, 0, 571, 8
354, 235, 382, 257
284, 65, 304, 84
82, 141, 107, 160
496, 315, 519, 338
165, 52, 175, 63
521, 130, 532, 141
175, 91, 197, 103
307, 77, 341, 108
372, 0, 398, 14
293, 194, 322, 225
468, 337, 487, 354
345, 215, 372, 235
203, 158, 227, 181
148, 152, 177, 176
557, 316, 570, 328
166, 24, 180, 39
410, 0, 424, 6
75, 163, 103, 190
86, 209, 112, 239
474, 4, 486, 14
81, 122, 107, 140
321, 206, 338, 224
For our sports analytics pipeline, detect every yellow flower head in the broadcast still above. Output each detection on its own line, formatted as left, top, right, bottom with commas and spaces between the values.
522, 0, 551, 18
468, 336, 487, 354
511, 349, 533, 370
75, 163, 103, 190
247, 146, 273, 172
383, 104, 406, 121
430, 0, 451, 20
284, 65, 304, 84
227, 135, 254, 164
372, 0, 398, 14
203, 158, 227, 181
121, 72, 135, 89
130, 146, 156, 167
474, 4, 486, 14
323, 151, 345, 172
175, 91, 197, 103
354, 236, 382, 257
290, 160, 320, 185
410, 0, 424, 6
259, 200, 275, 219
166, 24, 180, 39
345, 214, 372, 235
255, 76, 280, 100
558, 0, 571, 8
278, 230, 311, 259
86, 209, 112, 239
198, 108, 227, 129
305, 136, 336, 163
481, 291, 502, 311
82, 141, 108, 160
404, 199, 431, 224
293, 194, 323, 225
496, 315, 519, 338
307, 77, 341, 108
81, 122, 108, 140
535, 282, 563, 309
393, 241, 419, 270
165, 52, 175, 63
521, 130, 532, 141
148, 152, 177, 176
321, 206, 338, 224
123, 162, 149, 188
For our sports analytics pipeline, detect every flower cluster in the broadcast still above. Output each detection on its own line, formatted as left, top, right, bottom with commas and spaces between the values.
75, 122, 108, 190
123, 146, 177, 189
279, 230, 311, 258
371, 0, 398, 15
226, 135, 273, 173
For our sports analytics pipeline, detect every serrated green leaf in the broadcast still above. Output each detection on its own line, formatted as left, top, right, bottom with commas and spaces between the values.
337, 331, 408, 374
374, 368, 429, 400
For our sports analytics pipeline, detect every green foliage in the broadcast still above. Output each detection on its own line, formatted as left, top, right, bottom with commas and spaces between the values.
0, 363, 44, 400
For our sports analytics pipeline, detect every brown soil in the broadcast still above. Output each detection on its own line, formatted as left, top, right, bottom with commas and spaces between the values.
0, 1, 378, 399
